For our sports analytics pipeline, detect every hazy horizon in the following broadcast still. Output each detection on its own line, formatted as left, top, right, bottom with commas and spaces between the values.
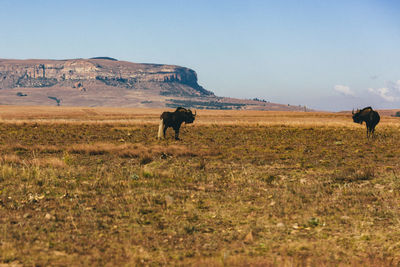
1, 0, 399, 111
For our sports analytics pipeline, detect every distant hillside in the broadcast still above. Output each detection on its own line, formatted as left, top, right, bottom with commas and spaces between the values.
0, 58, 308, 111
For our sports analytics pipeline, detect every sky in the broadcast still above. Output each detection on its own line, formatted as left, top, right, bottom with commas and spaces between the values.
0, 0, 399, 111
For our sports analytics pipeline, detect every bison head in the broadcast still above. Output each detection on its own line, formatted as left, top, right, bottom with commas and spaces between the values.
352, 109, 362, 124
176, 107, 196, 124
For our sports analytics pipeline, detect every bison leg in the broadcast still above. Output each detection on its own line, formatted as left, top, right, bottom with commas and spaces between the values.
174, 130, 180, 140
173, 126, 180, 140
371, 125, 376, 138
163, 125, 168, 138
366, 124, 371, 138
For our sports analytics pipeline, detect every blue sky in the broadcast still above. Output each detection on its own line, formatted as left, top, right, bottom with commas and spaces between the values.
0, 0, 399, 111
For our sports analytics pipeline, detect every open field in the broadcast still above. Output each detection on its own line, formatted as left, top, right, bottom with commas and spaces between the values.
1, 106, 400, 266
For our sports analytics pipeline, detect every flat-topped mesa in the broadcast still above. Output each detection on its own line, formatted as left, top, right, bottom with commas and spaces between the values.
0, 58, 213, 96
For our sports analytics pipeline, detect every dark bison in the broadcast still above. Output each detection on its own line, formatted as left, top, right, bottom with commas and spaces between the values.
158, 107, 196, 140
352, 106, 380, 138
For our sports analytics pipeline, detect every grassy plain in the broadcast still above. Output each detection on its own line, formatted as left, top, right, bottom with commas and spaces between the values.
1, 106, 400, 266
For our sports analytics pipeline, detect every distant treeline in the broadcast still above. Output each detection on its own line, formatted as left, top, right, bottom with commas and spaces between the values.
167, 99, 246, 110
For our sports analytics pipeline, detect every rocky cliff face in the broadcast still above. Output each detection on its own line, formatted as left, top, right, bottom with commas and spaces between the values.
0, 58, 213, 96
0, 58, 309, 111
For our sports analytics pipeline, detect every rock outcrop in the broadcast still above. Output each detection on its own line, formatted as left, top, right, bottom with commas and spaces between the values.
0, 58, 213, 96
0, 58, 309, 111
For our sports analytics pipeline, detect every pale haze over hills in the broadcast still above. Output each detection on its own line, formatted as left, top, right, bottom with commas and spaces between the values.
0, 1, 399, 111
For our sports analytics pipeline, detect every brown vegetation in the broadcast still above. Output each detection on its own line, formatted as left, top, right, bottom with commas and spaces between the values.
1, 106, 400, 266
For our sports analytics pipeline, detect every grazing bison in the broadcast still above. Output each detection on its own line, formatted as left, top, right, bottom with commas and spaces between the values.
352, 106, 380, 138
158, 107, 196, 140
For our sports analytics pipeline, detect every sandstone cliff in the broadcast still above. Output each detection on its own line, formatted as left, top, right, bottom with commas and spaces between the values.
0, 58, 308, 111
0, 58, 213, 96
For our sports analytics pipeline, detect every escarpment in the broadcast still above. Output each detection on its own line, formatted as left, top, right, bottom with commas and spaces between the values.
0, 58, 308, 111
0, 58, 213, 96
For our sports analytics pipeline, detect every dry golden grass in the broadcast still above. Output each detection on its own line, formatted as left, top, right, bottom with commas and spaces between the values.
66, 142, 197, 158
1, 105, 399, 127
1, 106, 400, 266
31, 157, 67, 168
